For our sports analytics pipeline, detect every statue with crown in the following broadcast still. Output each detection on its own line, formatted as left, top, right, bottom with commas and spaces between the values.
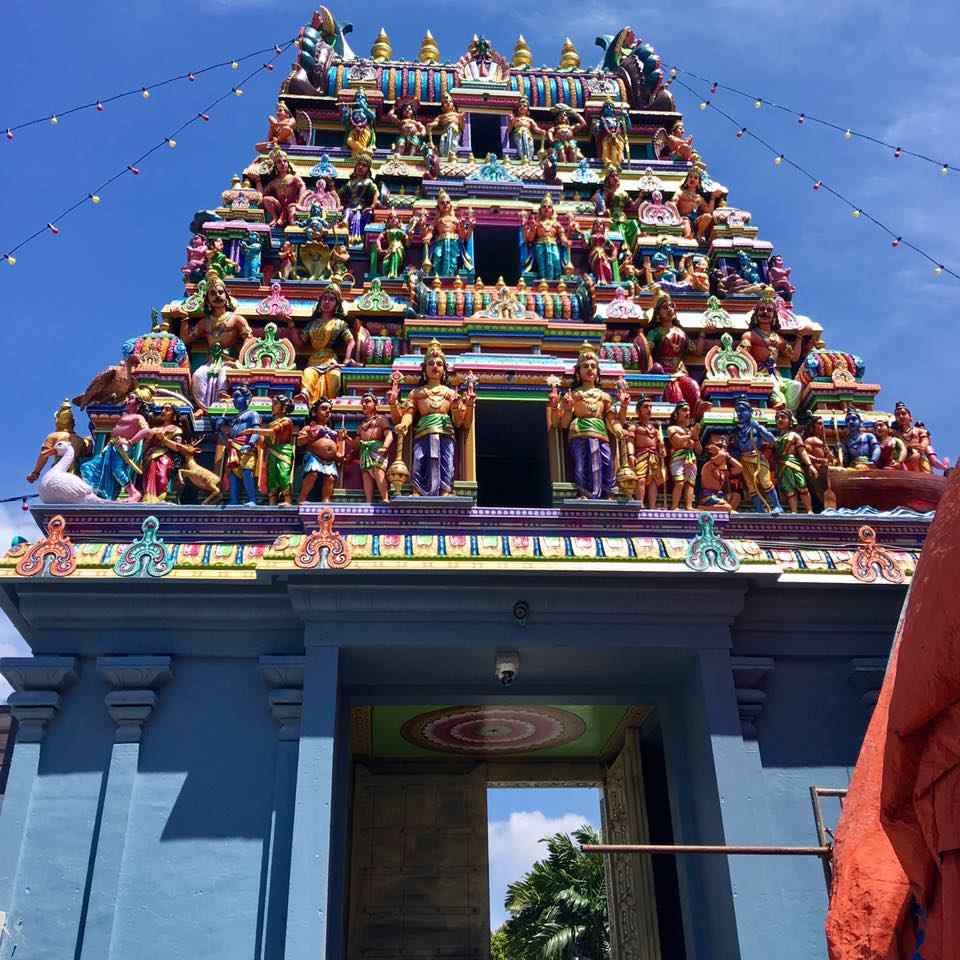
388, 340, 475, 496
547, 342, 628, 500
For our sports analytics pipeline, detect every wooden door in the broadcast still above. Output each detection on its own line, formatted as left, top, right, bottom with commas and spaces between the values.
602, 729, 662, 960
348, 765, 490, 960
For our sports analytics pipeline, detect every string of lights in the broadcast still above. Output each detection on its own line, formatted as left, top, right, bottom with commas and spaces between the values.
2, 40, 296, 267
3, 39, 295, 141
670, 75, 959, 281
667, 66, 955, 175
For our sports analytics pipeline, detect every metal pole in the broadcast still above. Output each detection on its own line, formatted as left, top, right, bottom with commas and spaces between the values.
582, 844, 830, 857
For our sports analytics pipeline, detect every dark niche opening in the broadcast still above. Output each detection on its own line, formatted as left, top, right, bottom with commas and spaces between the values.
476, 400, 551, 507
469, 112, 503, 160
473, 225, 521, 285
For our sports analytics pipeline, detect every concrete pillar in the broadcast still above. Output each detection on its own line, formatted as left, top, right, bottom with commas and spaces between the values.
259, 656, 305, 960
0, 657, 78, 954
283, 643, 341, 960
77, 656, 172, 960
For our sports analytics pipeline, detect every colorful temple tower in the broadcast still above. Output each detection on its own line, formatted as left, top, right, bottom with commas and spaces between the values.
0, 9, 943, 960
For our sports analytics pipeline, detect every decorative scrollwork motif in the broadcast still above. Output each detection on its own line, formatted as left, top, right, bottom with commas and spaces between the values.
852, 525, 904, 584
113, 516, 174, 578
684, 513, 740, 573
15, 515, 77, 578
294, 508, 352, 570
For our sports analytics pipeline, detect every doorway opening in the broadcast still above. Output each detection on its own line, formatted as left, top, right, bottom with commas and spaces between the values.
473, 225, 520, 285
488, 786, 604, 943
469, 112, 503, 160
476, 400, 551, 507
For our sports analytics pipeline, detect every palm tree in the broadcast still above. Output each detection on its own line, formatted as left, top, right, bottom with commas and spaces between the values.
501, 824, 609, 960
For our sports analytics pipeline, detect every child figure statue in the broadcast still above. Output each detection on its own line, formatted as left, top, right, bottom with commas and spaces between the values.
625, 394, 665, 508
699, 435, 742, 511
217, 384, 263, 507
666, 401, 701, 510
354, 392, 394, 503
296, 399, 346, 503
252, 394, 297, 505
774, 409, 816, 513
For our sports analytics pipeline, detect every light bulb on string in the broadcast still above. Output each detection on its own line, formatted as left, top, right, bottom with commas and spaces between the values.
891, 237, 901, 248
274, 44, 283, 54
198, 113, 210, 122
50, 115, 58, 125
142, 88, 151, 99
231, 60, 239, 70
96, 101, 104, 112
5, 129, 12, 141
709, 81, 718, 94
797, 113, 806, 125
698, 100, 708, 110
233, 87, 243, 97
941, 164, 949, 176
773, 154, 784, 166
90, 194, 101, 205
843, 129, 853, 140
894, 147, 902, 158
20, 498, 28, 513
669, 67, 678, 79
754, 98, 762, 109
812, 180, 822, 190
188, 72, 197, 82
47, 223, 59, 236
851, 208, 862, 218
933, 265, 944, 276
167, 138, 177, 148
265, 63, 274, 71
736, 128, 746, 139
128, 165, 140, 175
5, 255, 15, 266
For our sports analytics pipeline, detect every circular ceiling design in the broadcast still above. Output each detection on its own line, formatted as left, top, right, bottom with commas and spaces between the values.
400, 705, 586, 755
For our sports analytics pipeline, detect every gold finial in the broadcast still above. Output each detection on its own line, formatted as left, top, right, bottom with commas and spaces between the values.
418, 30, 440, 64
559, 37, 580, 70
578, 340, 599, 364
371, 27, 392, 62
512, 35, 533, 69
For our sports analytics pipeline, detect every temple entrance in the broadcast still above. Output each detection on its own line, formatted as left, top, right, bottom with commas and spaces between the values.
473, 226, 520, 285
346, 705, 680, 959
475, 400, 551, 507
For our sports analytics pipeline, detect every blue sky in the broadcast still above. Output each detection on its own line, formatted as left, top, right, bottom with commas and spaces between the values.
0, 0, 957, 926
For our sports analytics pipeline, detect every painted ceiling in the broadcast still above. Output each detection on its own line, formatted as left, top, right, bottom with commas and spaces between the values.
354, 704, 635, 759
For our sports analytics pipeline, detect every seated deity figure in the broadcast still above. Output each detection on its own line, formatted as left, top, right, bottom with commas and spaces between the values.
257, 148, 307, 229
592, 98, 630, 168
173, 271, 252, 410
263, 101, 296, 148
338, 153, 380, 246
389, 340, 475, 496
341, 90, 377, 156
27, 401, 93, 484
665, 119, 695, 162
546, 104, 586, 163
284, 284, 356, 404
893, 402, 949, 473
507, 98, 544, 160
387, 97, 428, 156
672, 167, 723, 243
423, 190, 475, 277
523, 195, 572, 281
429, 95, 464, 159
838, 408, 880, 469
547, 343, 627, 500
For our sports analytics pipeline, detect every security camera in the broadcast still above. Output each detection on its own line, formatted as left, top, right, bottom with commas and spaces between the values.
512, 601, 530, 626
495, 650, 520, 686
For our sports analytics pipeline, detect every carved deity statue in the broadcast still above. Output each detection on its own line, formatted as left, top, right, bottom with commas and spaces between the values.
507, 97, 544, 160
522, 195, 571, 281
423, 189, 474, 277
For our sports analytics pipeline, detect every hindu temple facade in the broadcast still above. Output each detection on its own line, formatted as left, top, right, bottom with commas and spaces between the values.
0, 8, 941, 960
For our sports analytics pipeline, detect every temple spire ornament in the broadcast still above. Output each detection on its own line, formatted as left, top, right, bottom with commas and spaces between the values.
370, 27, 392, 62
418, 30, 440, 64
559, 37, 580, 70
512, 35, 533, 69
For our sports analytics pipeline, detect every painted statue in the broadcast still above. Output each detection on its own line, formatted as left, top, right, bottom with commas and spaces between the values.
240, 233, 263, 281
341, 91, 376, 156
423, 190, 474, 277
296, 399, 346, 504
252, 394, 297, 505
699, 435, 742, 511
389, 340, 475, 497
523, 195, 571, 281
875, 418, 908, 470
258, 149, 307, 229
338, 153, 379, 245
592, 98, 630, 168
217, 384, 263, 506
429, 94, 464, 158
838, 408, 880, 469
79, 388, 152, 502
738, 252, 762, 286
665, 120, 695, 162
36, 441, 102, 505
508, 98, 544, 160
205, 237, 237, 279
625, 394, 665, 507
767, 254, 796, 302
728, 396, 783, 513
182, 234, 208, 282
739, 288, 802, 411
595, 166, 639, 251
803, 417, 836, 472
278, 240, 297, 279
354, 391, 394, 503
376, 211, 420, 278
893, 402, 949, 473
265, 101, 296, 147
546, 104, 586, 163
673, 167, 722, 243
27, 400, 92, 484
547, 343, 626, 500
174, 271, 252, 409
646, 287, 703, 417
131, 403, 184, 504
584, 219, 616, 284
286, 284, 356, 404
773, 409, 815, 513
387, 97, 428, 157
666, 401, 701, 510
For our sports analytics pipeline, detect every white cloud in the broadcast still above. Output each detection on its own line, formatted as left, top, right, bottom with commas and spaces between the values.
488, 809, 597, 929
0, 505, 36, 702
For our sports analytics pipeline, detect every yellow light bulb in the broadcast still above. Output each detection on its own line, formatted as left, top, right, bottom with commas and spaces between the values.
231, 60, 239, 70
167, 138, 177, 148
773, 155, 783, 166
234, 87, 243, 96
5, 255, 15, 266
50, 115, 58, 125
754, 98, 762, 109
142, 88, 151, 99
933, 265, 944, 276
843, 129, 853, 140
851, 208, 862, 218
91, 194, 101, 204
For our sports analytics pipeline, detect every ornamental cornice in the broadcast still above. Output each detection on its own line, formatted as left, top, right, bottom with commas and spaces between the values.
0, 656, 78, 693
97, 655, 174, 690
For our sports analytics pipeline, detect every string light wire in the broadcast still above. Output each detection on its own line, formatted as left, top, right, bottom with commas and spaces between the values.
671, 76, 958, 281
668, 65, 956, 174
3, 40, 294, 139
2, 41, 295, 265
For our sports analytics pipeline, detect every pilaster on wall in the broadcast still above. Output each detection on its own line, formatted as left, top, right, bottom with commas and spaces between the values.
0, 656, 78, 928
730, 657, 775, 739
76, 656, 172, 960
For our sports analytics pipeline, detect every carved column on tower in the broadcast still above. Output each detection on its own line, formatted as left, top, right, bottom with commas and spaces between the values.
0, 657, 78, 918
259, 656, 305, 960
77, 656, 173, 960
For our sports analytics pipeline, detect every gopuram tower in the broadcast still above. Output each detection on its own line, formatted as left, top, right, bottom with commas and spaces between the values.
0, 9, 939, 960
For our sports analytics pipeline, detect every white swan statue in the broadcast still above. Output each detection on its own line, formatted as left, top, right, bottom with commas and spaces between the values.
38, 440, 105, 504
